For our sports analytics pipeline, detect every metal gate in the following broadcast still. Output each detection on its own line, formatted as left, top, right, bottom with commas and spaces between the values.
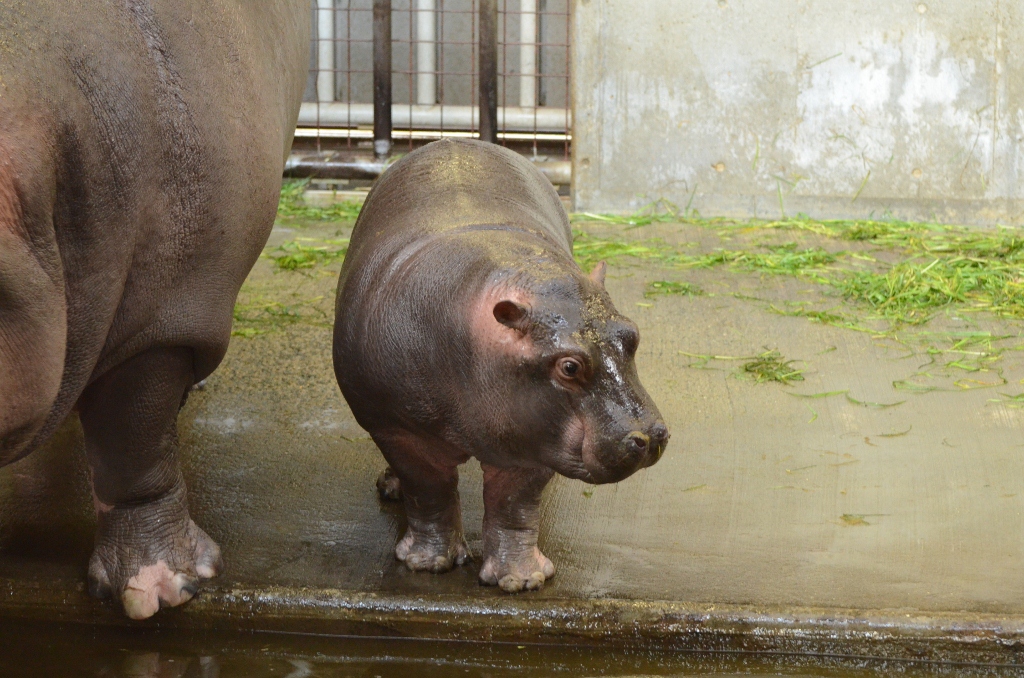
291, 0, 571, 183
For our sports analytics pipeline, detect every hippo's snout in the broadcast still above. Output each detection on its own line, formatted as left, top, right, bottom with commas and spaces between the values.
620, 420, 670, 470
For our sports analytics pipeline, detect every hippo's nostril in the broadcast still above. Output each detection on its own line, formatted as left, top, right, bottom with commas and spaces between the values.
649, 421, 670, 445
643, 421, 669, 467
625, 432, 649, 454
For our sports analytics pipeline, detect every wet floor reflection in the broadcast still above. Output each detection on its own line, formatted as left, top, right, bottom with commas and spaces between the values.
0, 619, 1016, 678
116, 653, 219, 678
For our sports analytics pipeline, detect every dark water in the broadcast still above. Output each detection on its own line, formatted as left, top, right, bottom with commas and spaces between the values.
0, 620, 1019, 678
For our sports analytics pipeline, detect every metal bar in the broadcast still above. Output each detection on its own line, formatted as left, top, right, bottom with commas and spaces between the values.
285, 154, 386, 180
294, 128, 572, 142
563, 0, 570, 160
316, 0, 335, 103
501, 0, 508, 145
406, 0, 413, 151
537, 0, 546, 105
298, 102, 570, 131
519, 0, 537, 108
285, 153, 571, 185
295, 128, 566, 142
471, 0, 477, 134
478, 0, 498, 143
415, 0, 437, 105
372, 0, 393, 159
438, 0, 445, 132
345, 0, 353, 147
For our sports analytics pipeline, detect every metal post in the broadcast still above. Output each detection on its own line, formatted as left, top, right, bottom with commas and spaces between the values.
519, 0, 537, 108
415, 0, 437, 105
316, 0, 335, 103
373, 0, 393, 159
478, 0, 499, 143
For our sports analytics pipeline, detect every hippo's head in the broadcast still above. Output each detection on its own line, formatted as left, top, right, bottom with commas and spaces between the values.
470, 259, 669, 484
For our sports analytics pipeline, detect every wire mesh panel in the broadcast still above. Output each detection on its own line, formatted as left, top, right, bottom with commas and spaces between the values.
297, 0, 571, 159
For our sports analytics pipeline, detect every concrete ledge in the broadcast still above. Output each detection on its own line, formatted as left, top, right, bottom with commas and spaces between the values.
3, 578, 1024, 668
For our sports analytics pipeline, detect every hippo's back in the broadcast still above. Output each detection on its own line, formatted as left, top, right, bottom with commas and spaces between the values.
343, 139, 571, 273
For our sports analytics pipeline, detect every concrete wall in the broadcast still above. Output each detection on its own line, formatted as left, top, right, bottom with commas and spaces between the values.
572, 0, 1024, 225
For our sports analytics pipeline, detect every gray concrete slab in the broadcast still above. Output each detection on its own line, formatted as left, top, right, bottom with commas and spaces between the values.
573, 0, 1024, 226
4, 217, 1024, 665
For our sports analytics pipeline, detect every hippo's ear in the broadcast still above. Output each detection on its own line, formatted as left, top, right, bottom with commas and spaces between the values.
493, 300, 531, 333
589, 261, 607, 288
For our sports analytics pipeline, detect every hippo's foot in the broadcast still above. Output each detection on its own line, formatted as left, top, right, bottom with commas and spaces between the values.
395, 520, 469, 573
376, 467, 402, 502
479, 545, 555, 593
88, 493, 223, 620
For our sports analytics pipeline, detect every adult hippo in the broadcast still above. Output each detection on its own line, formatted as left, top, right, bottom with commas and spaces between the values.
334, 139, 669, 592
0, 1, 309, 618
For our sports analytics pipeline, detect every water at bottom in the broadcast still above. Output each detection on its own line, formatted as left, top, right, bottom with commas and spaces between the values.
0, 619, 1017, 678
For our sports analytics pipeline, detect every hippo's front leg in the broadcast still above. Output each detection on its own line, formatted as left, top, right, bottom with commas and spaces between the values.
77, 347, 222, 620
373, 431, 470, 573
479, 464, 556, 593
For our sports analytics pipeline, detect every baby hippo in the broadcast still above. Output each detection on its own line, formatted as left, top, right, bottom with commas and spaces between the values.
333, 139, 668, 592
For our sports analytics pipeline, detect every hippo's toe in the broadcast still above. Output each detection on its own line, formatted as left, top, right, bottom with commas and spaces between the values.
479, 547, 555, 593
497, 571, 547, 593
395, 527, 469, 573
88, 493, 223, 620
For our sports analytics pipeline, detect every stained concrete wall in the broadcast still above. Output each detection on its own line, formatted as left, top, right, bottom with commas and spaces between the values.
572, 0, 1024, 225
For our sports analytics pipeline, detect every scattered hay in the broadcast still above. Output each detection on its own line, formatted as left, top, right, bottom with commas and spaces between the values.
571, 230, 671, 271
266, 238, 349, 271
232, 295, 332, 337
570, 199, 682, 227
645, 280, 704, 298
741, 350, 805, 384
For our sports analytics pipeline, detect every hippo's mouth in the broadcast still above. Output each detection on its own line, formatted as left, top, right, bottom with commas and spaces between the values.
556, 417, 625, 484
552, 415, 594, 481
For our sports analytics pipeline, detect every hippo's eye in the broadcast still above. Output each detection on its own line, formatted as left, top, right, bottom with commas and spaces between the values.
559, 358, 582, 379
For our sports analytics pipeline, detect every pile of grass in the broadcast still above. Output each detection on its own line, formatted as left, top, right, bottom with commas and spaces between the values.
838, 256, 1024, 324
277, 179, 363, 222
741, 350, 805, 384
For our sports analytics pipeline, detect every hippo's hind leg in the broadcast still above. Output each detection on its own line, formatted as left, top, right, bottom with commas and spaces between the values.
479, 465, 555, 593
77, 347, 222, 620
371, 431, 469, 573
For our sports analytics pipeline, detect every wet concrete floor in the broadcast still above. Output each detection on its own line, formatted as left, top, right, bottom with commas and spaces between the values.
4, 215, 1024, 670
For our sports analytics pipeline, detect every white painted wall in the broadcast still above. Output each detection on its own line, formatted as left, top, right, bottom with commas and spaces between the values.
573, 0, 1024, 225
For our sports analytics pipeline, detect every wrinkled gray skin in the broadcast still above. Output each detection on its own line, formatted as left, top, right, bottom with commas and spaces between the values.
334, 139, 669, 593
0, 1, 309, 619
